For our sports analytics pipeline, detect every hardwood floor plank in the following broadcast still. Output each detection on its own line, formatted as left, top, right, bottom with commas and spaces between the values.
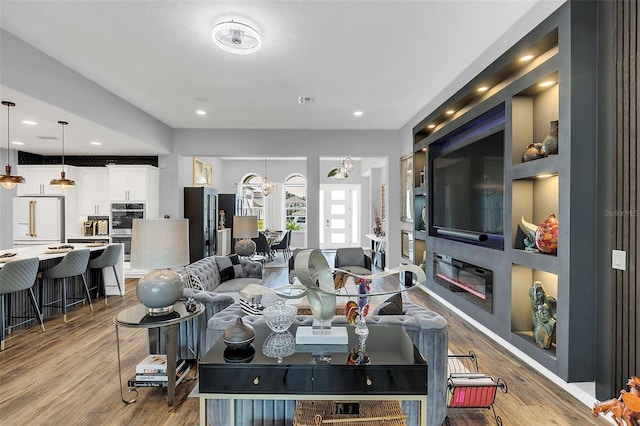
0, 265, 609, 426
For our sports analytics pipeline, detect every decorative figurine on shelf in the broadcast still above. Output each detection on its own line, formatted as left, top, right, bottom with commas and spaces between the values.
542, 120, 559, 156
592, 376, 640, 426
529, 281, 557, 349
218, 210, 226, 229
522, 142, 545, 162
520, 216, 539, 251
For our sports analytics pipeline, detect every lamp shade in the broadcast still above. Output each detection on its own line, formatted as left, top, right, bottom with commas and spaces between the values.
130, 219, 189, 270
233, 216, 258, 239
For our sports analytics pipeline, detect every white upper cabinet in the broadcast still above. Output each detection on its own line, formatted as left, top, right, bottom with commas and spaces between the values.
17, 165, 77, 196
107, 165, 159, 218
78, 167, 110, 215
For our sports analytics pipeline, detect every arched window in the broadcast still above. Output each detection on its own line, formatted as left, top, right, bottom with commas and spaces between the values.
285, 174, 306, 231
239, 173, 264, 221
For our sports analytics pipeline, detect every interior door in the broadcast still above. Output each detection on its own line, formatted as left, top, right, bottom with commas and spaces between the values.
319, 184, 360, 250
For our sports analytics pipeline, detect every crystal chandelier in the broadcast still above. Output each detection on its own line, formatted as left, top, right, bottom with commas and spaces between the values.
327, 157, 354, 180
261, 158, 274, 196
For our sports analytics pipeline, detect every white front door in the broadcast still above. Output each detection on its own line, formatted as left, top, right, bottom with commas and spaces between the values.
319, 184, 360, 250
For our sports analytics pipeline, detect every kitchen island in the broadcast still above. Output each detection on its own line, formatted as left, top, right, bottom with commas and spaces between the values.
0, 243, 125, 327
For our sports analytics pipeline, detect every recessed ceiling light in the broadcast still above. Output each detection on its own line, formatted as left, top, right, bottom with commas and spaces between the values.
520, 54, 534, 62
353, 111, 363, 117
427, 124, 436, 129
537, 173, 554, 179
477, 86, 489, 92
196, 110, 207, 115
539, 80, 556, 87
12, 141, 24, 145
212, 21, 261, 55
446, 110, 455, 115
21, 120, 37, 125
90, 141, 102, 146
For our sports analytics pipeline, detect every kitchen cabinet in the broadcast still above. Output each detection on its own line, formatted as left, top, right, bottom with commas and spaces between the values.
17, 165, 76, 196
107, 165, 159, 218
79, 167, 110, 215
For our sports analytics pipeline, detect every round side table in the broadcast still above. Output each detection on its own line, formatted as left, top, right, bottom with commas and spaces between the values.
114, 301, 204, 405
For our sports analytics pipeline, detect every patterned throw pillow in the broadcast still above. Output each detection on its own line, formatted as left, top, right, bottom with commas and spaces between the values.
184, 271, 205, 290
215, 254, 245, 282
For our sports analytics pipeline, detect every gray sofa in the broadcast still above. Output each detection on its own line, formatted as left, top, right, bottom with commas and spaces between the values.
155, 255, 264, 359
204, 299, 448, 426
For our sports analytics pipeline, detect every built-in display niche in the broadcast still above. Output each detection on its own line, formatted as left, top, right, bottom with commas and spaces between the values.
433, 253, 493, 312
511, 174, 559, 254
511, 72, 559, 167
429, 104, 506, 250
511, 265, 558, 357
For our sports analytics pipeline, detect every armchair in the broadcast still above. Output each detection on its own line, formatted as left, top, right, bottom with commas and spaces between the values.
334, 247, 372, 275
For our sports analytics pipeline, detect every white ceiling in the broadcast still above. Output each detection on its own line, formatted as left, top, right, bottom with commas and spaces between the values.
0, 0, 564, 156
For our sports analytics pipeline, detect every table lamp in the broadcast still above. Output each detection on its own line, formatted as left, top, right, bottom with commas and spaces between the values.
130, 219, 189, 315
233, 215, 258, 256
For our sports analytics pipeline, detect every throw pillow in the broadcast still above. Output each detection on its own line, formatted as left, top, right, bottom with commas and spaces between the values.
184, 271, 205, 290
376, 292, 403, 316
215, 254, 245, 282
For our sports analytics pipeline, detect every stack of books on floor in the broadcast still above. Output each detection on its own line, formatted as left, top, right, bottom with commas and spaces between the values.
127, 354, 190, 388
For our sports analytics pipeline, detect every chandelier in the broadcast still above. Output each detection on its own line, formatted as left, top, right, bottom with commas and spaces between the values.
327, 157, 354, 180
261, 158, 274, 196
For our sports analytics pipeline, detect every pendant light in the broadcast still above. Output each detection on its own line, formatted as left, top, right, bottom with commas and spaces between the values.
0, 101, 25, 189
261, 158, 274, 196
50, 121, 76, 189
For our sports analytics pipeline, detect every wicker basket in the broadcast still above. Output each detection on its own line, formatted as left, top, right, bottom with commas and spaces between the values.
293, 400, 407, 425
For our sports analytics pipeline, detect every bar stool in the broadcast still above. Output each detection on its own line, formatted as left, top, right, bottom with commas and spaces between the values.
39, 249, 92, 323
87, 244, 123, 305
0, 257, 45, 351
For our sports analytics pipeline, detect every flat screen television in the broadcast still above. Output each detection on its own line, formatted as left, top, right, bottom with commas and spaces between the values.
429, 104, 505, 250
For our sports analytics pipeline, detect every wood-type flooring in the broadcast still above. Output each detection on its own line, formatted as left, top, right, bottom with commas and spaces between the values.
0, 264, 610, 426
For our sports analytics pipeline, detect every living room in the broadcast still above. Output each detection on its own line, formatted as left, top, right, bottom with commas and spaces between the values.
0, 1, 638, 425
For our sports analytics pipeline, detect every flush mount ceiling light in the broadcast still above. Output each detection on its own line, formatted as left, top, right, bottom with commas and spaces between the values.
0, 101, 26, 189
212, 21, 261, 55
50, 121, 76, 189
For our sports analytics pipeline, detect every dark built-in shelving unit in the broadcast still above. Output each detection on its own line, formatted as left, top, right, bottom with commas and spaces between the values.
412, 2, 598, 383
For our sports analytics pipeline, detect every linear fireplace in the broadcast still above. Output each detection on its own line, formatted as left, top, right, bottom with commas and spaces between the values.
433, 253, 493, 312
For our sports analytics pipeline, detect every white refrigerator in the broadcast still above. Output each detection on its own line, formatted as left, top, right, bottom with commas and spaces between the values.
13, 197, 65, 246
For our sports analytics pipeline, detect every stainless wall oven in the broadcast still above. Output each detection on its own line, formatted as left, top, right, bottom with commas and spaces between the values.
110, 203, 145, 261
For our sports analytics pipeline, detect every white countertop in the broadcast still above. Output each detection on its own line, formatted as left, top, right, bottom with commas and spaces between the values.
0, 243, 114, 268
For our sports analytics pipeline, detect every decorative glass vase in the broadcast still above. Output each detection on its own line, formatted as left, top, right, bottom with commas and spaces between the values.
263, 300, 297, 333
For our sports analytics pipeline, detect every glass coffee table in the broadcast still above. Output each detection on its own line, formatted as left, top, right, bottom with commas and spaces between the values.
198, 323, 428, 425
114, 301, 204, 406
